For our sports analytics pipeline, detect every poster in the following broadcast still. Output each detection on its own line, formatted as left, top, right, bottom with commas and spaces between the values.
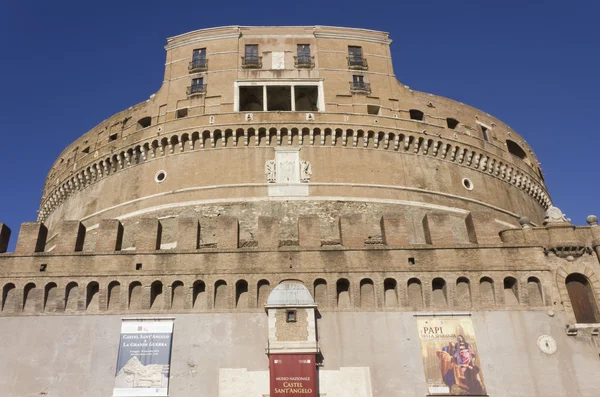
270, 354, 317, 397
113, 319, 174, 397
417, 317, 486, 396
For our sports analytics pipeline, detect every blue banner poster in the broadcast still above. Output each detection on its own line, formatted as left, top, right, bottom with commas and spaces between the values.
113, 319, 174, 397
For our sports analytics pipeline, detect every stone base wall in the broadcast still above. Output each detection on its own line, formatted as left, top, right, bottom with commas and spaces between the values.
1, 311, 599, 397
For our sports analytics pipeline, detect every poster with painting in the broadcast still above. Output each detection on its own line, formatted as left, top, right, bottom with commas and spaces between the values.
417, 317, 486, 396
113, 319, 174, 397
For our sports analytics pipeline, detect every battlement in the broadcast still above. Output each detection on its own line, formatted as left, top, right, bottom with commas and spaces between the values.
4, 212, 600, 257
2, 212, 501, 256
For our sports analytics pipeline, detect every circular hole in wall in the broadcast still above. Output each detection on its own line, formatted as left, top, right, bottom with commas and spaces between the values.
462, 178, 473, 190
155, 170, 167, 183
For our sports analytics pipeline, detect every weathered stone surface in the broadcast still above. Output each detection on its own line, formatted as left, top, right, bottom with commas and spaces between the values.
176, 217, 200, 250
135, 218, 162, 251
257, 216, 279, 249
55, 221, 86, 253
217, 216, 238, 249
15, 222, 47, 254
96, 219, 123, 252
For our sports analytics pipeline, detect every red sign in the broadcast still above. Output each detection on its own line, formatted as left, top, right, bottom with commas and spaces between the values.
269, 354, 317, 397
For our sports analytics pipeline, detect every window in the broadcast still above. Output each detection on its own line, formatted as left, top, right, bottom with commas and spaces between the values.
350, 75, 370, 93
446, 118, 459, 129
296, 44, 312, 68
506, 140, 527, 160
192, 48, 206, 61
481, 125, 489, 142
189, 48, 207, 71
176, 108, 188, 119
243, 44, 261, 67
109, 133, 118, 142
238, 84, 320, 112
348, 46, 362, 62
367, 105, 380, 115
409, 109, 424, 121
294, 86, 318, 111
137, 116, 151, 129
81, 146, 90, 154
188, 77, 205, 96
267, 86, 292, 111
192, 77, 203, 87
239, 86, 264, 111
286, 309, 297, 322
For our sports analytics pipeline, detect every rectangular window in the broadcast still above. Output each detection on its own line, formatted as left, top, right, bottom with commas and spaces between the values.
296, 44, 312, 67
267, 86, 292, 111
245, 44, 258, 60
367, 105, 380, 115
190, 48, 208, 71
176, 108, 188, 118
239, 86, 264, 111
237, 83, 322, 112
351, 75, 369, 92
348, 45, 363, 58
286, 310, 297, 322
243, 44, 261, 68
188, 77, 205, 96
192, 48, 206, 61
297, 44, 310, 58
348, 46, 367, 69
192, 77, 203, 87
295, 86, 319, 111
481, 125, 489, 142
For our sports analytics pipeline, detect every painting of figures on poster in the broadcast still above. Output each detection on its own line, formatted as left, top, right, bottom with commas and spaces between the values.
417, 317, 486, 396
113, 319, 174, 397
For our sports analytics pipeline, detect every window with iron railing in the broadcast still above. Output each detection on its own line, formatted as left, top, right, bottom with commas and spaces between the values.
348, 45, 368, 69
242, 44, 262, 68
189, 48, 208, 72
187, 78, 206, 96
350, 75, 370, 93
295, 44, 314, 68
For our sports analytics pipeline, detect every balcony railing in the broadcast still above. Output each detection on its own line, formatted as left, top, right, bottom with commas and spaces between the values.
188, 58, 208, 73
349, 81, 371, 94
294, 56, 315, 68
187, 84, 207, 96
348, 56, 368, 70
241, 56, 262, 68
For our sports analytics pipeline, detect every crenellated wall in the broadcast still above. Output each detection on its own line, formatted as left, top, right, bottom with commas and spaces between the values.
1, 213, 599, 326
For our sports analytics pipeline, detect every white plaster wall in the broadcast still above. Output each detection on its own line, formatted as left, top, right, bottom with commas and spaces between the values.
0, 311, 599, 397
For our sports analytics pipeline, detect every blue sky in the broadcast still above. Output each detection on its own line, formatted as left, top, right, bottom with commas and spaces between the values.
1, 0, 598, 245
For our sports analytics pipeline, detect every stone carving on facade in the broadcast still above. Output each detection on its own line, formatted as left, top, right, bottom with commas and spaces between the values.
265, 160, 276, 183
278, 161, 296, 183
543, 206, 570, 225
300, 160, 312, 183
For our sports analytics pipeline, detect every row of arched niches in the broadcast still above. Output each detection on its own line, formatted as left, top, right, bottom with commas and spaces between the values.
0, 273, 550, 314
4, 272, 598, 324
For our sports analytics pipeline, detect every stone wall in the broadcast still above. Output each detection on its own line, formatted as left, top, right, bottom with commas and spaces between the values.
1, 311, 599, 397
39, 26, 548, 231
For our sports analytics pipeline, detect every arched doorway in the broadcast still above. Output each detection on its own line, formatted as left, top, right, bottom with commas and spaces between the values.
566, 273, 599, 323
